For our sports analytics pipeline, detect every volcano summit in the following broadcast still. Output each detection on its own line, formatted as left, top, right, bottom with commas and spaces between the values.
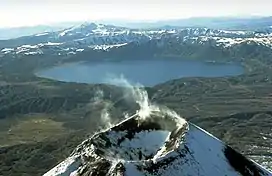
44, 103, 271, 176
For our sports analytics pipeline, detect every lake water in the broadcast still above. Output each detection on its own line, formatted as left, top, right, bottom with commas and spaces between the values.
36, 60, 244, 86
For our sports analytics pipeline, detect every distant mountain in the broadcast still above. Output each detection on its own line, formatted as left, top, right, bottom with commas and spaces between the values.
0, 22, 83, 40
1, 22, 272, 61
104, 16, 272, 30
44, 108, 271, 176
0, 22, 167, 56
1, 16, 272, 40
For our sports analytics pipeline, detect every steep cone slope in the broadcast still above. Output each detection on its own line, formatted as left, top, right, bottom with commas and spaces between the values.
44, 107, 271, 176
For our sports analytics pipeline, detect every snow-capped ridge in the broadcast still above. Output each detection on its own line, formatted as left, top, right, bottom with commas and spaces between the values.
2, 22, 272, 57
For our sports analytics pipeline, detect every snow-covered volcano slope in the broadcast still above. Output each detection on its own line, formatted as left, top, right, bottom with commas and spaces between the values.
44, 106, 271, 176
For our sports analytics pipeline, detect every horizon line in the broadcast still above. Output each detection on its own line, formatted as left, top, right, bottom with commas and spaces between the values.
1, 15, 271, 29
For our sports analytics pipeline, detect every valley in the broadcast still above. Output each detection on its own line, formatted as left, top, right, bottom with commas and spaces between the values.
0, 22, 271, 175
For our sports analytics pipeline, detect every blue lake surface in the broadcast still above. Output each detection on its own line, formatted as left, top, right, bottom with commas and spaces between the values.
36, 60, 244, 86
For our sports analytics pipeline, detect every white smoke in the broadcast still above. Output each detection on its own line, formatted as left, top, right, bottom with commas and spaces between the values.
91, 88, 113, 129
106, 75, 187, 123
93, 89, 104, 102
107, 75, 152, 120
123, 112, 130, 119
104, 75, 187, 128
101, 103, 113, 129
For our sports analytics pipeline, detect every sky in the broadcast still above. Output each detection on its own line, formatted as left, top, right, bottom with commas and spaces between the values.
0, 0, 271, 27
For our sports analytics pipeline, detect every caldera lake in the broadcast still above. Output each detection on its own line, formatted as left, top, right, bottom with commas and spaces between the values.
36, 59, 244, 86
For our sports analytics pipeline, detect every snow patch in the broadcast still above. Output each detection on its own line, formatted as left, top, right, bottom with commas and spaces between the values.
76, 49, 84, 52
19, 44, 38, 49
45, 42, 63, 46
24, 50, 43, 55
1, 48, 14, 52
67, 51, 76, 55
1, 48, 14, 54
89, 43, 128, 51
44, 156, 80, 176
59, 27, 74, 37
35, 32, 49, 37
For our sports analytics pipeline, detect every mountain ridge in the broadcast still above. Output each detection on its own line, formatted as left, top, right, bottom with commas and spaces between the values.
1, 22, 272, 60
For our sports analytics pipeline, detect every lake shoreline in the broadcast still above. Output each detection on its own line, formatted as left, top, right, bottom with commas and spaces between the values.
35, 59, 244, 87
